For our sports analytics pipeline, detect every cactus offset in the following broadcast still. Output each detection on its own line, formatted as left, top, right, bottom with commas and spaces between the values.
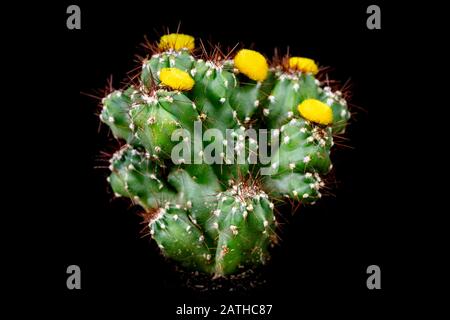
100, 33, 351, 277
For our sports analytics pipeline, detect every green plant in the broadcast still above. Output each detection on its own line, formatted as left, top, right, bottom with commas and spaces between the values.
100, 33, 350, 277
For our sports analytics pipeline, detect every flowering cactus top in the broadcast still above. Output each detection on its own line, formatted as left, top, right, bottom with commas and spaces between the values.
289, 57, 319, 75
160, 67, 195, 91
158, 33, 195, 51
234, 49, 269, 82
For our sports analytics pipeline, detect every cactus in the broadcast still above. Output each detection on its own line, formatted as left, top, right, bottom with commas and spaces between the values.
99, 33, 351, 277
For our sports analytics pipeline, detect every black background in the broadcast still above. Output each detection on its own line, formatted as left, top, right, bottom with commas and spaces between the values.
15, 0, 410, 317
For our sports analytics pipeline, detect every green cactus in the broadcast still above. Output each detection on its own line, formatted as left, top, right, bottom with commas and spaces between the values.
100, 33, 351, 277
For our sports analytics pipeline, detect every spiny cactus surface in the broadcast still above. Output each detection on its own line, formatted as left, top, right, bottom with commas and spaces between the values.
100, 33, 351, 277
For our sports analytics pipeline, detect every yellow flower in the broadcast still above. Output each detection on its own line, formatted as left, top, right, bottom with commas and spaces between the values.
160, 68, 195, 91
298, 99, 333, 125
289, 57, 319, 75
159, 33, 195, 51
234, 49, 268, 82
